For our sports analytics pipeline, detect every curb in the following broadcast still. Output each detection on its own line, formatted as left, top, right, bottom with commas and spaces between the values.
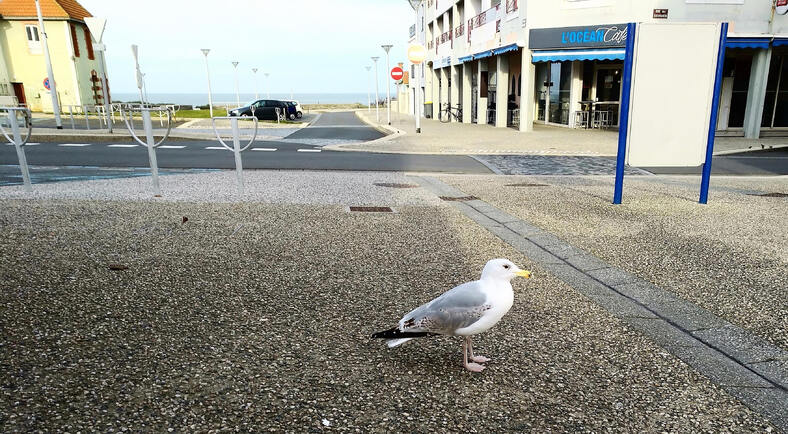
322, 111, 405, 152
713, 144, 788, 156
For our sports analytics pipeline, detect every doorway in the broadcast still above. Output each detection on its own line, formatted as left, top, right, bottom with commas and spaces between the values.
535, 61, 571, 125
12, 83, 26, 106
592, 64, 623, 126
762, 52, 788, 129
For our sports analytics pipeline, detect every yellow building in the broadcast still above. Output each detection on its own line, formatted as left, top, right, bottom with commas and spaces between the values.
0, 0, 108, 112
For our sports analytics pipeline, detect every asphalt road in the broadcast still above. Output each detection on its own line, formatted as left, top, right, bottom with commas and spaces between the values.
0, 112, 491, 185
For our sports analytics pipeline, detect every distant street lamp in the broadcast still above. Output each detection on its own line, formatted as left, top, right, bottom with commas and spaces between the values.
252, 68, 259, 100
201, 49, 214, 117
85, 17, 112, 132
264, 72, 270, 98
232, 61, 240, 107
131, 44, 144, 106
381, 44, 393, 125
35, 0, 62, 128
371, 56, 380, 122
365, 66, 372, 113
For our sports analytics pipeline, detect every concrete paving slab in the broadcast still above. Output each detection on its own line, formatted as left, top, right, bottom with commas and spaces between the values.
503, 220, 543, 237
587, 267, 639, 286
747, 360, 788, 390
625, 318, 706, 351
724, 387, 788, 432
694, 325, 788, 364
564, 253, 608, 272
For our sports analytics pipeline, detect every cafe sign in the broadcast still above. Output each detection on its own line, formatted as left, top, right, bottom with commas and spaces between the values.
529, 24, 628, 50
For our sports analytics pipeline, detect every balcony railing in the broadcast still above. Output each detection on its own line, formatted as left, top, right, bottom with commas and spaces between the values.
455, 23, 464, 39
439, 29, 453, 45
467, 4, 501, 43
506, 0, 518, 14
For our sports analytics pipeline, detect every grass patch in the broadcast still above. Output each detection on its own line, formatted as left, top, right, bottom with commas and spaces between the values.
176, 108, 228, 119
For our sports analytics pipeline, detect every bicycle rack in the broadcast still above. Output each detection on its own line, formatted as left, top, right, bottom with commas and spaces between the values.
0, 107, 34, 191
120, 105, 173, 196
210, 116, 259, 194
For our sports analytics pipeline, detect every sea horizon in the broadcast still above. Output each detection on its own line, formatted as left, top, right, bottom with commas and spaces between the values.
111, 92, 378, 107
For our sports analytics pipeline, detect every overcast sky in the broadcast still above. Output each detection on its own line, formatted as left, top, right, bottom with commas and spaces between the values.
78, 0, 413, 94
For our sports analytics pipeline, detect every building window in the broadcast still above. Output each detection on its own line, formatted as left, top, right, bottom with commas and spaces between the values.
70, 24, 80, 57
25, 25, 41, 54
84, 27, 95, 60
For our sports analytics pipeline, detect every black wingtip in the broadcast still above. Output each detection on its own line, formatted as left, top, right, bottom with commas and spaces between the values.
372, 327, 437, 339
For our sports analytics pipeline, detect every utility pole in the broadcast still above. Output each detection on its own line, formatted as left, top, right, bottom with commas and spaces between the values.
35, 0, 62, 128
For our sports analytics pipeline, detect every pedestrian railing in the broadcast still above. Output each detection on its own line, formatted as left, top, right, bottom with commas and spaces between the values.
0, 107, 34, 191
210, 116, 259, 194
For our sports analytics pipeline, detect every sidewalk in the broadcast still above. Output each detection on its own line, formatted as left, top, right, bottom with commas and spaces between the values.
0, 170, 784, 431
329, 110, 787, 156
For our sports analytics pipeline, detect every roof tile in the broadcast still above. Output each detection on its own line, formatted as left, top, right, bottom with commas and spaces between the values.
0, 0, 92, 21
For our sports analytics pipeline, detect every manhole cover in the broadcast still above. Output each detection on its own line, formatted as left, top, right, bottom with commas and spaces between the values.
747, 192, 787, 198
439, 196, 479, 202
505, 183, 548, 187
349, 206, 394, 213
373, 183, 419, 189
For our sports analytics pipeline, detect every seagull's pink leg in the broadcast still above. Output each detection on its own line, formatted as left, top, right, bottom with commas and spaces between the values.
463, 336, 485, 372
468, 336, 490, 364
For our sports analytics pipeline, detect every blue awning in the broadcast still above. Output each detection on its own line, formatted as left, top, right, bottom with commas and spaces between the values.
473, 50, 493, 60
773, 38, 788, 47
726, 37, 770, 49
492, 44, 519, 55
458, 55, 474, 63
531, 48, 625, 63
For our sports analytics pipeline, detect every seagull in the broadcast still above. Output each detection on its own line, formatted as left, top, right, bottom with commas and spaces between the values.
372, 258, 532, 372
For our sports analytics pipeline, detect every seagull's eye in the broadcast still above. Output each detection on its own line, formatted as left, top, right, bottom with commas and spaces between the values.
503, 264, 510, 269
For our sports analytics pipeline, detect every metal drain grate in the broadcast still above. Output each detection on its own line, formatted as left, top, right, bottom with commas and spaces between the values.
349, 206, 394, 212
747, 192, 787, 198
373, 183, 419, 189
439, 196, 479, 202
505, 183, 548, 187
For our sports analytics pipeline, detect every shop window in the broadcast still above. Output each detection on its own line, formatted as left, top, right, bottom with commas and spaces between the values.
70, 24, 80, 57
25, 25, 41, 54
727, 54, 752, 128
84, 27, 95, 60
762, 54, 788, 128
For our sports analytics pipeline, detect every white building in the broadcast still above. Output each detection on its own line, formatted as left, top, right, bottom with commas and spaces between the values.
408, 0, 788, 138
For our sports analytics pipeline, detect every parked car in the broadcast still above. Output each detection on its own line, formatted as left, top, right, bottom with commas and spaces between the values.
285, 100, 303, 120
229, 99, 288, 121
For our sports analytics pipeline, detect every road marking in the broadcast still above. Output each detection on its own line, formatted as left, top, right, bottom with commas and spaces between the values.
5, 142, 40, 146
252, 147, 277, 151
59, 143, 91, 147
158, 145, 186, 149
297, 149, 321, 153
107, 144, 138, 148
205, 146, 227, 150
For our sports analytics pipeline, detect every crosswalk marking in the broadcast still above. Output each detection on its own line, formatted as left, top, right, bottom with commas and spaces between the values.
158, 145, 186, 149
59, 143, 91, 147
297, 149, 321, 153
204, 146, 226, 150
252, 147, 277, 151
107, 144, 138, 148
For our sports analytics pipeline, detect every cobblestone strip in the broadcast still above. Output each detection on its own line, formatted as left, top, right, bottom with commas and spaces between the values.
412, 175, 788, 431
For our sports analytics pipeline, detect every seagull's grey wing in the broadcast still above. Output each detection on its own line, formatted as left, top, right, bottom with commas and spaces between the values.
399, 281, 491, 335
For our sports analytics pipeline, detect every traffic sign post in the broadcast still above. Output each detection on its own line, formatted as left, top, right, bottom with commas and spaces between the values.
407, 44, 427, 133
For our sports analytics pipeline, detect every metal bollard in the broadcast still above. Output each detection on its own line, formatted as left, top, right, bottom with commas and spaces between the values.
120, 106, 173, 196
84, 106, 90, 129
0, 108, 34, 191
210, 116, 258, 194
69, 105, 76, 129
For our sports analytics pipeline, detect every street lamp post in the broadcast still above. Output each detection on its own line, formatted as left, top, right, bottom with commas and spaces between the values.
371, 56, 380, 122
264, 73, 270, 98
252, 68, 259, 100
232, 61, 240, 107
201, 49, 213, 117
34, 0, 62, 128
381, 45, 393, 125
131, 44, 144, 106
365, 66, 372, 113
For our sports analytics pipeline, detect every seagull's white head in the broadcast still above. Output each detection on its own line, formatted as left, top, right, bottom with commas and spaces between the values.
480, 258, 532, 282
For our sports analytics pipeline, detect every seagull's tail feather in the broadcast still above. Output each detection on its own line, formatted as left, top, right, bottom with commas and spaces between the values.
386, 337, 414, 348
371, 327, 437, 349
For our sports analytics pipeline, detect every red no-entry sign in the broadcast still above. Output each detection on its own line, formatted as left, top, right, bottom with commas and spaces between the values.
390, 67, 404, 81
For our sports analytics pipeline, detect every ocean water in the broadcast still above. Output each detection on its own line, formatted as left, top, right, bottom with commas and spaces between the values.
111, 92, 372, 107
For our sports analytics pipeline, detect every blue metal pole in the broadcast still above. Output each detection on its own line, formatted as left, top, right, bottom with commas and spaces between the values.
699, 22, 728, 204
613, 22, 637, 205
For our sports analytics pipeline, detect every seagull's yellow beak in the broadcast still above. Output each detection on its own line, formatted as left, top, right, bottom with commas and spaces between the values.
515, 270, 532, 279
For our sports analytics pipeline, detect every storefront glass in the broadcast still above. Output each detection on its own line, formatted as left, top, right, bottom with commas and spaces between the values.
762, 53, 788, 128
534, 61, 570, 125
